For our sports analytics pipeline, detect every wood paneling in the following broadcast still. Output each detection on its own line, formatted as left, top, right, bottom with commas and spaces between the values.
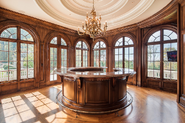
0, 0, 184, 108
86, 80, 109, 104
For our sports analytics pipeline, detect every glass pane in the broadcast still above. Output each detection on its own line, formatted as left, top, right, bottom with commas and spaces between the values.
119, 61, 123, 68
21, 43, 27, 52
50, 67, 54, 74
115, 48, 118, 54
119, 48, 123, 54
154, 70, 160, 78
54, 74, 57, 80
154, 53, 160, 61
28, 69, 34, 78
100, 50, 106, 60
115, 55, 118, 61
124, 48, 128, 55
61, 38, 67, 46
154, 45, 160, 53
154, 62, 160, 70
148, 45, 153, 53
28, 53, 34, 61
0, 27, 17, 39
125, 55, 128, 61
170, 32, 177, 40
94, 50, 99, 67
129, 61, 134, 69
94, 42, 99, 49
125, 37, 133, 45
148, 31, 160, 42
76, 41, 81, 48
129, 55, 134, 61
9, 62, 17, 70
54, 48, 57, 60
119, 55, 123, 61
115, 38, 123, 46
54, 61, 57, 68
0, 41, 8, 51
148, 70, 153, 77
28, 44, 34, 52
21, 53, 27, 61
148, 53, 153, 61
28, 61, 34, 69
21, 29, 33, 41
21, 70, 27, 79
129, 47, 134, 54
0, 51, 8, 61
9, 70, 17, 80
164, 62, 170, 70
0, 71, 8, 81
83, 42, 88, 49
50, 37, 57, 44
171, 43, 177, 50
83, 50, 88, 67
21, 61, 27, 69
163, 70, 170, 79
100, 41, 106, 48
148, 36, 155, 42
124, 61, 128, 68
163, 29, 177, 41
115, 60, 119, 68
171, 71, 177, 80
171, 62, 177, 71
148, 62, 153, 69
9, 42, 17, 52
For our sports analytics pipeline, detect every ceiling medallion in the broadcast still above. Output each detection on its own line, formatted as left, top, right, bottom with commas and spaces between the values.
77, 0, 107, 40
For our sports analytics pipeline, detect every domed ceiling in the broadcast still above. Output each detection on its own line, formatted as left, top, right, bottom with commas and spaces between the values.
0, 0, 172, 31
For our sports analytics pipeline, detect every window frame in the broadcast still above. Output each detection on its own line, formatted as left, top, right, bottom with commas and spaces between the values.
75, 41, 89, 67
114, 37, 134, 69
0, 26, 35, 82
146, 29, 177, 80
93, 40, 107, 68
49, 36, 68, 82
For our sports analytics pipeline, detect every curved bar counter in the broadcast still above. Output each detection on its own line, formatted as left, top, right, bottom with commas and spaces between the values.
54, 67, 136, 113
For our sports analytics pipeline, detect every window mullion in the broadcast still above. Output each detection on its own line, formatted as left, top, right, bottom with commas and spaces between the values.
17, 27, 21, 86
27, 44, 28, 79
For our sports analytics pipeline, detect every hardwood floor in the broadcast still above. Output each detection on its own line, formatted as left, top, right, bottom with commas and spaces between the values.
0, 85, 185, 123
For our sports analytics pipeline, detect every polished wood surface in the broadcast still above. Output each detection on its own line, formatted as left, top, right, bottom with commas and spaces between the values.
57, 67, 131, 112
1, 0, 185, 108
0, 85, 185, 123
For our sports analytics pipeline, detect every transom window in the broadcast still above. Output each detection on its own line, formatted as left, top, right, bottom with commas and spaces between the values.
147, 29, 177, 80
75, 41, 88, 67
49, 37, 67, 81
115, 37, 134, 69
93, 41, 106, 67
0, 27, 34, 82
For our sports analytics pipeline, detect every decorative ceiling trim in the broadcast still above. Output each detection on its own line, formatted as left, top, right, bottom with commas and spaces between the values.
35, 0, 154, 30
60, 0, 128, 16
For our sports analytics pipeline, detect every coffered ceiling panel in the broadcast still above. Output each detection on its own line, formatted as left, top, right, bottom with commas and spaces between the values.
0, 0, 172, 31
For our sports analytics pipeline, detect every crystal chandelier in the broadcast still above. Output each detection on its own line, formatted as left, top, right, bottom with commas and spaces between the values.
77, 0, 107, 40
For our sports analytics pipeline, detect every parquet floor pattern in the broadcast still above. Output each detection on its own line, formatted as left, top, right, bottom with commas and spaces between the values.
0, 85, 185, 123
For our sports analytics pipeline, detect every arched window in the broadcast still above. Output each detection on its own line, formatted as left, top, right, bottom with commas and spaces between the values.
75, 41, 88, 67
93, 41, 106, 67
49, 37, 67, 81
0, 27, 34, 82
147, 29, 177, 80
115, 37, 134, 69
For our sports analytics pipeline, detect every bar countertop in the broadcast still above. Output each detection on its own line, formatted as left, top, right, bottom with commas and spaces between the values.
54, 67, 136, 79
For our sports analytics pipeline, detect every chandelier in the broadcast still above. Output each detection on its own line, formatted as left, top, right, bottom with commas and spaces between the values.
77, 0, 107, 40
